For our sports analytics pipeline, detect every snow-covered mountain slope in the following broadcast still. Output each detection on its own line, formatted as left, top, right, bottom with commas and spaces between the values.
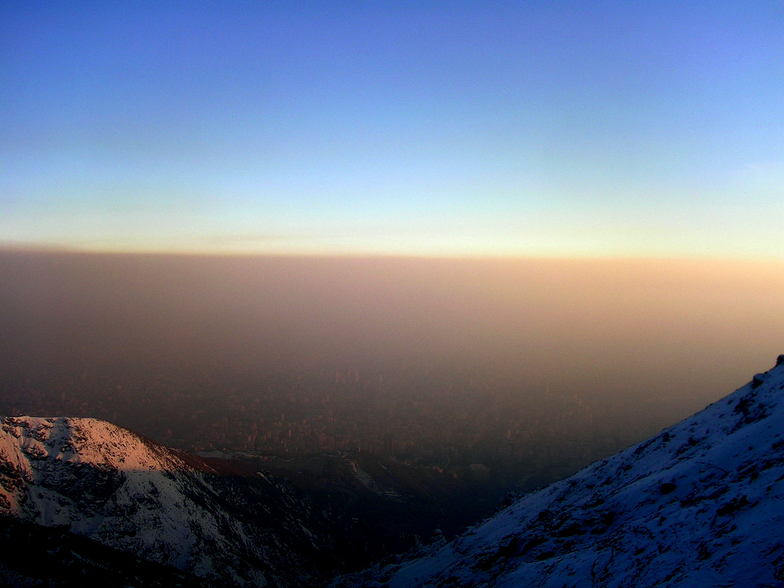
341, 356, 784, 587
0, 416, 323, 587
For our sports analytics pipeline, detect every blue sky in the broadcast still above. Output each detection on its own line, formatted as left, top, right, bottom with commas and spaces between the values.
2, 1, 782, 258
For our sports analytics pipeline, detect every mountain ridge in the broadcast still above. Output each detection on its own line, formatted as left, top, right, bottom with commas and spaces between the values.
0, 415, 327, 586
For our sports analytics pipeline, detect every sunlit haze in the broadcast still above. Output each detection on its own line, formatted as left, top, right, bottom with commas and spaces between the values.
3, 252, 782, 424
2, 2, 782, 258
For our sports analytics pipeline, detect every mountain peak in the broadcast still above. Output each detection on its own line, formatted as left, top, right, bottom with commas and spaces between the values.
0, 415, 318, 586
0, 416, 201, 478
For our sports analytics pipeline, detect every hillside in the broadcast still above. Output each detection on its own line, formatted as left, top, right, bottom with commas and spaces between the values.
0, 415, 327, 586
341, 356, 784, 587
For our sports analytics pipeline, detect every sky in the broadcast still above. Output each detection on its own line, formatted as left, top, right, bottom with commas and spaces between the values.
2, 1, 783, 259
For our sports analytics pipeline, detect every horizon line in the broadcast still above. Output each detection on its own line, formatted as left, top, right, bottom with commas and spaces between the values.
1, 242, 782, 265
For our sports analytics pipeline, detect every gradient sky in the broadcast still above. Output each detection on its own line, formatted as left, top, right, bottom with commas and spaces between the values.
2, 1, 782, 258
